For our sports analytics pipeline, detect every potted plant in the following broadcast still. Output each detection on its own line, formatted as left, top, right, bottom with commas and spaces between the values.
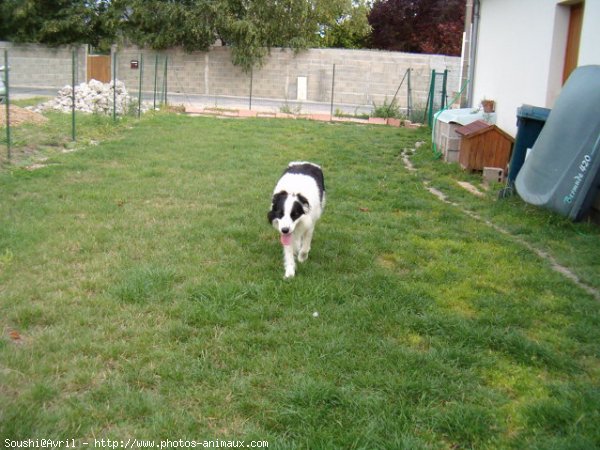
481, 98, 495, 113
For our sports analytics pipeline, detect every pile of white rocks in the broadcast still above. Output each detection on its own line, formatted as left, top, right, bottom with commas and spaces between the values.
30, 79, 150, 115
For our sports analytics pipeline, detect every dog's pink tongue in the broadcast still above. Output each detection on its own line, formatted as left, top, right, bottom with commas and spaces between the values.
280, 234, 292, 246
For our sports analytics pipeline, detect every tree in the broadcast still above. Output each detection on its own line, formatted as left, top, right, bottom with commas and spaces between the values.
112, 0, 359, 70
319, 1, 372, 49
0, 0, 116, 51
217, 0, 321, 70
114, 0, 217, 53
0, 0, 378, 70
368, 0, 464, 56
217, 0, 354, 70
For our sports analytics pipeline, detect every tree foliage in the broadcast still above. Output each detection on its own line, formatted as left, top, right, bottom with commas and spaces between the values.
0, 0, 116, 49
115, 0, 218, 52
0, 0, 464, 70
319, 1, 372, 49
218, 0, 360, 69
368, 0, 464, 56
0, 0, 364, 70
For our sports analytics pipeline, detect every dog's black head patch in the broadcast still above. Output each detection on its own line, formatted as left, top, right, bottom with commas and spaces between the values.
290, 200, 305, 222
294, 194, 309, 218
268, 191, 287, 224
267, 191, 309, 225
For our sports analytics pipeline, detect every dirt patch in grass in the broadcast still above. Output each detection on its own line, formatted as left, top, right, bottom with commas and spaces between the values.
0, 105, 48, 127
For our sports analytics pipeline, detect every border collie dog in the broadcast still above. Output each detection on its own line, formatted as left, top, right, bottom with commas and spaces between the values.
268, 162, 325, 278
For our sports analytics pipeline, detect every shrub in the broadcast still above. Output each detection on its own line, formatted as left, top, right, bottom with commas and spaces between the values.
371, 97, 404, 119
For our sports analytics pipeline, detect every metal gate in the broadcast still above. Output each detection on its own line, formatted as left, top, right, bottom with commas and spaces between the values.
426, 69, 448, 127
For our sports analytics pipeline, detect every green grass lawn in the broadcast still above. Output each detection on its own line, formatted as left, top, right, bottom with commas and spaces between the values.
1, 112, 599, 449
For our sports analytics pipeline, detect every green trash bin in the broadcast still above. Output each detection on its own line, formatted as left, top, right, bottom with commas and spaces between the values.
507, 104, 551, 184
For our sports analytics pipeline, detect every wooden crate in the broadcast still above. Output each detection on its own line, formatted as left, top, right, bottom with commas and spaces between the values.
456, 120, 514, 171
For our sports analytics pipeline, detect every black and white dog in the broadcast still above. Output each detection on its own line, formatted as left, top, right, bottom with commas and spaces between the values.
268, 162, 325, 278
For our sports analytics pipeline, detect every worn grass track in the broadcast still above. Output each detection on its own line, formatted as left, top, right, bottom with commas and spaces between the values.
1, 113, 599, 449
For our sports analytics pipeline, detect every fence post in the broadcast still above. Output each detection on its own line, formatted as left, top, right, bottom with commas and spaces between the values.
249, 67, 253, 110
407, 68, 412, 120
112, 51, 117, 121
72, 49, 76, 141
426, 70, 435, 127
153, 54, 158, 110
388, 68, 410, 117
4, 49, 10, 161
138, 53, 143, 118
330, 64, 336, 121
163, 56, 168, 106
442, 69, 448, 109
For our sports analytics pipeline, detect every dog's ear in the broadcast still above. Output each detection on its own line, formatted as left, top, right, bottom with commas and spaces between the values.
297, 194, 310, 213
273, 191, 287, 203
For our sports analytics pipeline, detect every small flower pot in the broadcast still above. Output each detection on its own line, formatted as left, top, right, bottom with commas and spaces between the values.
482, 100, 495, 113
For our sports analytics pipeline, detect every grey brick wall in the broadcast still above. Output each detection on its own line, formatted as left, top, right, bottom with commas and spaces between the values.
0, 41, 87, 89
1, 41, 460, 110
115, 45, 460, 109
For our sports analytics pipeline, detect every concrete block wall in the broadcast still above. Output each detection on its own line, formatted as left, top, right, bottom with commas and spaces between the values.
115, 45, 460, 110
0, 41, 87, 89
1, 41, 460, 111
434, 121, 462, 163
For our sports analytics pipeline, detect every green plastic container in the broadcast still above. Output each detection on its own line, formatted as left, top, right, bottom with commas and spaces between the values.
507, 105, 551, 184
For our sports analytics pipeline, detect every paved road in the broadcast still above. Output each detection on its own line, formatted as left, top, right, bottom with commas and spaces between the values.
9, 86, 373, 116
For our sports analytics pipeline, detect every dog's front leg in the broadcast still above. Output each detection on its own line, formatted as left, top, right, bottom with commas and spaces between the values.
283, 244, 296, 278
298, 227, 313, 262
298, 217, 314, 263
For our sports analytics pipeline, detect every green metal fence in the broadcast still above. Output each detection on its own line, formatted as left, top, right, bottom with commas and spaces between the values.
2, 49, 11, 160
0, 49, 169, 164
425, 69, 449, 127
1, 44, 458, 165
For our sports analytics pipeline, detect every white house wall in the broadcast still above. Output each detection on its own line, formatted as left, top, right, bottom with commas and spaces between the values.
473, 0, 560, 135
472, 0, 599, 136
578, 0, 600, 66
